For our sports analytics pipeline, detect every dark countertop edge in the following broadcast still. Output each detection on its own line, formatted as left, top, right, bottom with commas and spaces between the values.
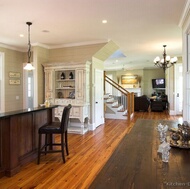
0, 105, 58, 119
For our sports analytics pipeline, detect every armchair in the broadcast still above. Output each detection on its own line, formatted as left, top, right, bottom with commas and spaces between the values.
134, 95, 150, 112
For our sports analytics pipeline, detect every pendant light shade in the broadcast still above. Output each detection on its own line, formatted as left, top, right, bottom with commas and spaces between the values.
24, 63, 35, 70
24, 22, 35, 70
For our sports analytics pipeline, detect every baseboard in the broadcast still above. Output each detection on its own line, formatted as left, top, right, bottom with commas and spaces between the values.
88, 123, 96, 131
169, 110, 176, 115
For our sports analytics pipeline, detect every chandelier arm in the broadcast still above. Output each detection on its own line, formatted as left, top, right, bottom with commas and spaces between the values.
163, 45, 166, 64
153, 45, 177, 72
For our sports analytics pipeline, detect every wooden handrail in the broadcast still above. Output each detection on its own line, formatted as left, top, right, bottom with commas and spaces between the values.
104, 75, 130, 95
104, 74, 134, 120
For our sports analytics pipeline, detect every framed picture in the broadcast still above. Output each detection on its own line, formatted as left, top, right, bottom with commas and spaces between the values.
121, 75, 138, 84
9, 79, 20, 85
9, 72, 21, 78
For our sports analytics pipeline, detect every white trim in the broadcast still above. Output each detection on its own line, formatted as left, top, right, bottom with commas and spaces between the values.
32, 42, 50, 49
0, 43, 25, 52
0, 52, 5, 112
0, 40, 108, 52
179, 0, 190, 28
88, 123, 96, 131
169, 110, 176, 115
48, 39, 108, 49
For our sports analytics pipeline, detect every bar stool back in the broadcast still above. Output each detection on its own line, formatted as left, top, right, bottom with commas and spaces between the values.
37, 104, 72, 164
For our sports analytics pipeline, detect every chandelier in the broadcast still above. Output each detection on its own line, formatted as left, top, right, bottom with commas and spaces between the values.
153, 45, 177, 72
23, 22, 35, 70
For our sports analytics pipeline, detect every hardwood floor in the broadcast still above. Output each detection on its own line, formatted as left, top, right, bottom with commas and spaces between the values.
0, 111, 182, 189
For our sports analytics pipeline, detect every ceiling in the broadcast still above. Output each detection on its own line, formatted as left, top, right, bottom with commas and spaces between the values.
0, 0, 187, 70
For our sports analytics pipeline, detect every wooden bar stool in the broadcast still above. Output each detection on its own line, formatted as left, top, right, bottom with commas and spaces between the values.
37, 104, 72, 164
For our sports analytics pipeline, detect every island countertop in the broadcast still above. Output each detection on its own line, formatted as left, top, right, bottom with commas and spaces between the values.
0, 105, 58, 119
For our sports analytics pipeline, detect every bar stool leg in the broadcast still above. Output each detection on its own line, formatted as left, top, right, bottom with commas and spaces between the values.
61, 134, 66, 163
37, 134, 42, 164
65, 131, 69, 155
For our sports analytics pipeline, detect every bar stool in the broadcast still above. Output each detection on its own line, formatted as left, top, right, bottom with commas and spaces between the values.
37, 104, 72, 164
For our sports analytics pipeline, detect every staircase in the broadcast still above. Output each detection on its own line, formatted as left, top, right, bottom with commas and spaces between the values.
104, 94, 128, 119
104, 74, 134, 120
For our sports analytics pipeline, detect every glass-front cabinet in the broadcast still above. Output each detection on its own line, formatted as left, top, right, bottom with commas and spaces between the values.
43, 62, 91, 134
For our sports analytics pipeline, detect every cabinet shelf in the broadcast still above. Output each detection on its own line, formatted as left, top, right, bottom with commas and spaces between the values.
56, 87, 75, 90
56, 79, 75, 82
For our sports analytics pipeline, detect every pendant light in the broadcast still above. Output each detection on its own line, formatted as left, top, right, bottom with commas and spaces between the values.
24, 22, 35, 70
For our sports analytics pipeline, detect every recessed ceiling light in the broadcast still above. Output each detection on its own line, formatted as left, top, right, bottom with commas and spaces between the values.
102, 20, 107, 24
42, 30, 50, 33
19, 34, 24, 37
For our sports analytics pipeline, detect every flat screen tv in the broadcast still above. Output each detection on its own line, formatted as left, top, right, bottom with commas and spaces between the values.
152, 78, 165, 89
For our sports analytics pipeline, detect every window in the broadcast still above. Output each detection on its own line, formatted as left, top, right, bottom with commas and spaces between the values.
28, 77, 32, 97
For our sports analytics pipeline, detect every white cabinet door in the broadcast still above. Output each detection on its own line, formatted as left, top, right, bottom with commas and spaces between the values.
71, 106, 81, 118
175, 64, 183, 115
75, 69, 84, 100
95, 69, 104, 127
44, 70, 54, 99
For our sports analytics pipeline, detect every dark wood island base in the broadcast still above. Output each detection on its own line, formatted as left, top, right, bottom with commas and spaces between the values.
0, 105, 58, 178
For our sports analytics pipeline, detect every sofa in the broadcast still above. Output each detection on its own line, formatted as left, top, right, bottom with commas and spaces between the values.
134, 95, 150, 112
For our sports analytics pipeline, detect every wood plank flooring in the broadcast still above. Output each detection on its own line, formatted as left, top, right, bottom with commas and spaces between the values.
0, 111, 182, 189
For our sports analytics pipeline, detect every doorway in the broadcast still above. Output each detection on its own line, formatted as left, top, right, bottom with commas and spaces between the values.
23, 68, 34, 109
175, 64, 183, 115
94, 69, 104, 127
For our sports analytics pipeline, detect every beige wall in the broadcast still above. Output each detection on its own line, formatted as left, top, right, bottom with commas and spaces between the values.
49, 43, 106, 63
33, 46, 49, 104
0, 47, 24, 111
142, 69, 165, 96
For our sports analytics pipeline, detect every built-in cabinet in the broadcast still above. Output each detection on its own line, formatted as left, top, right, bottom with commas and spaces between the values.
43, 62, 91, 134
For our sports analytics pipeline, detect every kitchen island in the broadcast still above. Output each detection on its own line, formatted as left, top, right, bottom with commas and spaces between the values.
0, 105, 58, 178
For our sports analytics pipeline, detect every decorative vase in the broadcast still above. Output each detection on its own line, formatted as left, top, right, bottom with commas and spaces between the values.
69, 72, 73, 79
61, 72, 65, 79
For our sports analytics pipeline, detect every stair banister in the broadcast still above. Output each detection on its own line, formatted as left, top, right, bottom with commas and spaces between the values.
104, 74, 134, 120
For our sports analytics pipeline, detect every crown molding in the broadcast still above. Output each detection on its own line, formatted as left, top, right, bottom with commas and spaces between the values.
32, 42, 50, 49
48, 39, 108, 49
0, 43, 26, 52
178, 0, 190, 28
0, 40, 109, 52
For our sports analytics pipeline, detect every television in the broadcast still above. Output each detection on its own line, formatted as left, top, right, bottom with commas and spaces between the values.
152, 78, 165, 89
